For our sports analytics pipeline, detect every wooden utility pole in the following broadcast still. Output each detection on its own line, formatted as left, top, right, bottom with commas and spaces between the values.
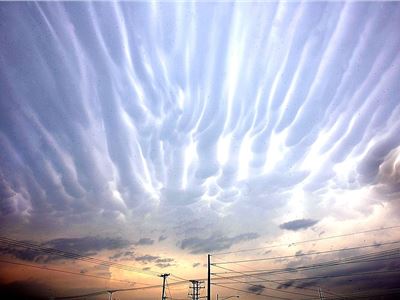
160, 273, 170, 300
207, 254, 211, 300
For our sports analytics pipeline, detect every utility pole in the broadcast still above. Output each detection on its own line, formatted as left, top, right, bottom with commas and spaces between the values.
107, 291, 115, 300
207, 254, 211, 300
318, 288, 325, 300
189, 280, 205, 300
160, 273, 170, 300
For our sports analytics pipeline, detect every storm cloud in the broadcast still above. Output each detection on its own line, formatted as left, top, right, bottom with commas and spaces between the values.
180, 232, 259, 254
279, 219, 319, 231
247, 285, 265, 294
0, 236, 132, 263
134, 238, 155, 246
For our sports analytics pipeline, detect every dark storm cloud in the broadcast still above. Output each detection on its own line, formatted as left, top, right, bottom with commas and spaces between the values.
109, 250, 135, 260
135, 255, 175, 267
277, 281, 294, 290
156, 262, 174, 269
158, 235, 167, 242
279, 219, 319, 231
135, 238, 154, 246
247, 284, 265, 294
0, 245, 47, 263
156, 258, 174, 263
135, 255, 159, 263
43, 236, 132, 253
277, 256, 400, 295
180, 232, 259, 254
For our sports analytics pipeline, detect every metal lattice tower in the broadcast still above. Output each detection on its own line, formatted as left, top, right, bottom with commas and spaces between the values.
188, 280, 205, 300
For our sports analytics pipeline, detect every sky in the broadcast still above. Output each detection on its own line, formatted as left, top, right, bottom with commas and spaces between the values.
1, 1, 400, 300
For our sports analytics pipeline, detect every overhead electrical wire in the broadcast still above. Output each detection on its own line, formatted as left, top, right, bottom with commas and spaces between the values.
213, 273, 315, 298
212, 239, 400, 265
210, 225, 400, 299
170, 273, 190, 282
0, 236, 160, 277
212, 283, 292, 300
212, 269, 400, 284
308, 288, 400, 300
211, 254, 346, 299
212, 257, 347, 299
212, 246, 400, 277
209, 250, 400, 299
54, 280, 189, 299
0, 236, 190, 283
167, 278, 174, 300
210, 247, 400, 299
213, 254, 400, 278
0, 259, 137, 285
212, 224, 400, 255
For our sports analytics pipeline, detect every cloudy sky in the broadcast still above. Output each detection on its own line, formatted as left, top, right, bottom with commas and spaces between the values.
1, 2, 400, 299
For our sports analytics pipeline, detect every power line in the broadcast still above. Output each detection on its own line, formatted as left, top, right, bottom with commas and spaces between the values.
313, 288, 400, 300
166, 278, 173, 300
213, 254, 400, 278
212, 256, 347, 299
170, 273, 190, 282
0, 259, 136, 285
210, 246, 400, 300
55, 279, 190, 299
212, 283, 292, 300
0, 236, 190, 283
212, 257, 346, 299
213, 273, 314, 298
212, 239, 400, 265
212, 247, 400, 277
213, 225, 400, 255
0, 236, 160, 277
213, 269, 400, 284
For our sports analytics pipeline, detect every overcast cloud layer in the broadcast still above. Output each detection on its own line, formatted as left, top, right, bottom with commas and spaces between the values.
1, 2, 400, 252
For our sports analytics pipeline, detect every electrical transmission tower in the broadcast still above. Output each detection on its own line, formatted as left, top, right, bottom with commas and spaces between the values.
188, 280, 205, 300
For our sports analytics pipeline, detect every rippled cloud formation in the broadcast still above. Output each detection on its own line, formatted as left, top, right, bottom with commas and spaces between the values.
1, 2, 400, 247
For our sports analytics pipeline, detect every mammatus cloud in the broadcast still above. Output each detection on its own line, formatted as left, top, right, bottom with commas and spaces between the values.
180, 232, 259, 254
0, 3, 399, 287
279, 219, 319, 231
